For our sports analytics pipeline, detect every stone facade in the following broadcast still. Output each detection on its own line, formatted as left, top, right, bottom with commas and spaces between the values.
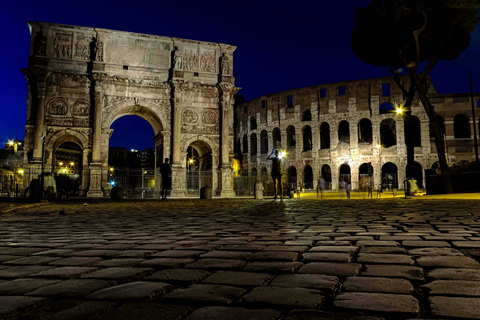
23, 22, 239, 197
234, 77, 480, 191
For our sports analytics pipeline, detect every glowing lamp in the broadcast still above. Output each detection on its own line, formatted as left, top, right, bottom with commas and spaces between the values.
396, 107, 403, 114
18, 169, 24, 175
279, 150, 287, 159
62, 168, 67, 173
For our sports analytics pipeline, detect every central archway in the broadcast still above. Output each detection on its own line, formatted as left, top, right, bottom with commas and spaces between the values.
186, 140, 213, 196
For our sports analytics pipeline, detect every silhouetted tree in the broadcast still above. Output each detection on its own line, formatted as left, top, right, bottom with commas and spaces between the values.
352, 0, 480, 193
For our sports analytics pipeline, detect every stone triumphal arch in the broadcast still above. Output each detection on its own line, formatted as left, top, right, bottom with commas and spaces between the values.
22, 22, 239, 197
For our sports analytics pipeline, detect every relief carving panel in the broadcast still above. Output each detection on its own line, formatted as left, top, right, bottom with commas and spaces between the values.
200, 51, 216, 73
182, 108, 199, 124
202, 110, 218, 125
47, 99, 68, 116
74, 34, 93, 60
72, 100, 90, 117
53, 33, 72, 59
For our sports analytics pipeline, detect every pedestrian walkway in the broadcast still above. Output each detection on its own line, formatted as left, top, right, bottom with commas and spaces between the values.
1, 197, 480, 319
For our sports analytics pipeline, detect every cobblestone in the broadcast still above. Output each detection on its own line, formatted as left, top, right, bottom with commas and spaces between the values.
2, 198, 480, 319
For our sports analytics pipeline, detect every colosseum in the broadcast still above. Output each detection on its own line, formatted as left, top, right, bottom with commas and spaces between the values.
234, 77, 480, 193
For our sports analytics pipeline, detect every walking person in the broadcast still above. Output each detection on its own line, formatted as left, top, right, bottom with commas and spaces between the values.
345, 181, 351, 199
159, 158, 172, 201
267, 149, 283, 199
317, 175, 326, 199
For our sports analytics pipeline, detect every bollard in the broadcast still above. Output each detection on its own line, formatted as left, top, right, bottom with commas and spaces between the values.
200, 185, 212, 199
254, 182, 263, 199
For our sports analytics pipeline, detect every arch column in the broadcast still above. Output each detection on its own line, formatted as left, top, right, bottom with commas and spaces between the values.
219, 84, 236, 197
87, 82, 105, 197
170, 82, 185, 197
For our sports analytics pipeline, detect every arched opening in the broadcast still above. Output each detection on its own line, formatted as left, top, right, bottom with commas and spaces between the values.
431, 161, 440, 170
379, 102, 395, 114
380, 119, 396, 147
339, 163, 351, 184
250, 117, 257, 130
358, 118, 372, 144
242, 134, 248, 154
454, 114, 471, 138
186, 141, 213, 196
320, 122, 330, 149
287, 125, 296, 147
302, 110, 312, 121
358, 162, 373, 190
109, 115, 159, 198
260, 130, 269, 154
321, 164, 332, 189
272, 128, 281, 149
405, 116, 421, 147
381, 162, 398, 189
406, 161, 423, 188
53, 141, 83, 197
251, 168, 258, 178
250, 133, 257, 155
304, 165, 313, 189
287, 166, 297, 190
261, 167, 268, 183
338, 121, 350, 144
302, 126, 312, 151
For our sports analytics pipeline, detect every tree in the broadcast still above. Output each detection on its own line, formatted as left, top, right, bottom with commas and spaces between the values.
352, 0, 480, 193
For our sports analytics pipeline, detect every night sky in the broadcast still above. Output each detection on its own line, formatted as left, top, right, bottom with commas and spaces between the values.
1, 0, 480, 150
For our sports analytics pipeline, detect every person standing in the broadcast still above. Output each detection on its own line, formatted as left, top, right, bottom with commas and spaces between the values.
267, 149, 283, 199
159, 158, 172, 201
317, 175, 326, 199
346, 181, 351, 199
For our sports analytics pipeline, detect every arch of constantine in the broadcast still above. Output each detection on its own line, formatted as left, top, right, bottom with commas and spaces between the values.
22, 22, 239, 197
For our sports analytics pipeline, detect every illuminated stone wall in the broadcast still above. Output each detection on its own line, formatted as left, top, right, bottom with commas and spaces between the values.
235, 77, 480, 191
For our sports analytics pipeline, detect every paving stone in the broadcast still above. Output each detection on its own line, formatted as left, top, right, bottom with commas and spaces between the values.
309, 246, 358, 253
424, 280, 480, 296
108, 250, 155, 258
299, 262, 362, 277
0, 247, 46, 256
31, 249, 76, 256
162, 284, 246, 304
101, 303, 191, 320
284, 240, 314, 246
81, 267, 154, 282
34, 301, 117, 320
151, 250, 206, 258
453, 241, 480, 248
186, 259, 246, 270
379, 236, 422, 241
243, 262, 303, 273
360, 247, 407, 254
202, 271, 271, 286
335, 292, 418, 314
3, 256, 61, 265
402, 241, 450, 247
88, 281, 172, 300
408, 247, 464, 256
270, 274, 338, 292
218, 245, 265, 251
132, 244, 175, 250
0, 255, 20, 263
199, 251, 252, 259
185, 306, 280, 320
417, 256, 480, 268
423, 236, 466, 240
428, 268, 480, 280
357, 254, 413, 265
29, 267, 99, 278
27, 279, 111, 297
315, 241, 352, 246
0, 266, 54, 278
93, 258, 145, 267
0, 279, 61, 295
248, 251, 300, 261
67, 249, 119, 257
241, 287, 325, 308
302, 252, 351, 262
284, 309, 386, 320
343, 277, 413, 294
262, 245, 309, 252
357, 241, 400, 247
361, 265, 424, 280
0, 296, 48, 318
140, 258, 195, 268
49, 257, 102, 266
430, 296, 480, 319
146, 269, 211, 284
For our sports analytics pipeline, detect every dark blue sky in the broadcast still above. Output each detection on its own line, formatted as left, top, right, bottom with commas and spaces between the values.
1, 0, 480, 150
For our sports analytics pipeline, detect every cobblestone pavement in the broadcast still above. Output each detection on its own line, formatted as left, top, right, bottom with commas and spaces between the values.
1, 198, 480, 320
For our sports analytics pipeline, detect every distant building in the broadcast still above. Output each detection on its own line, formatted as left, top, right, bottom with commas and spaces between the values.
234, 77, 480, 191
